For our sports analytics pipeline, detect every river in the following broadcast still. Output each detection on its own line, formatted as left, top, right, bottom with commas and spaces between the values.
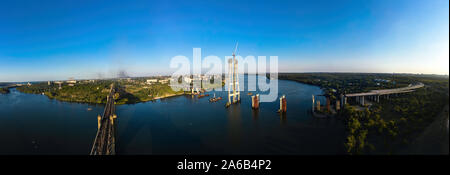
0, 75, 345, 155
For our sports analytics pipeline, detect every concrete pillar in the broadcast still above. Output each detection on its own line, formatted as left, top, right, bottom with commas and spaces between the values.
251, 95, 255, 108
279, 97, 282, 111
255, 94, 259, 109
312, 95, 315, 112
326, 97, 330, 112
252, 95, 260, 109
97, 115, 101, 129
316, 101, 321, 111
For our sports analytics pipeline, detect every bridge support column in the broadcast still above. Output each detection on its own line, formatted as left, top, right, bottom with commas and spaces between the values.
340, 94, 346, 108
110, 114, 117, 125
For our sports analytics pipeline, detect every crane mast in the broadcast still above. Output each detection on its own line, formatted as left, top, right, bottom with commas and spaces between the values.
226, 42, 240, 107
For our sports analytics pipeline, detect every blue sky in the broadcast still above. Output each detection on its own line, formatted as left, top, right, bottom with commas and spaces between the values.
0, 0, 448, 82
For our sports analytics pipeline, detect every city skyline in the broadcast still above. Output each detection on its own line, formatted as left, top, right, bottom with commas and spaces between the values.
0, 0, 449, 82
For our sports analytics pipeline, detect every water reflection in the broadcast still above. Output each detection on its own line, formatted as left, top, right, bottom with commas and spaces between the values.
279, 113, 287, 125
227, 104, 242, 151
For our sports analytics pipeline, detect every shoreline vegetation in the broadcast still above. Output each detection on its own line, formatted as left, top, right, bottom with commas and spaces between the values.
15, 77, 222, 105
278, 73, 449, 155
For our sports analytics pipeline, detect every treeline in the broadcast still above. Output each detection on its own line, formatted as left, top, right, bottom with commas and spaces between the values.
16, 80, 185, 105
278, 73, 417, 95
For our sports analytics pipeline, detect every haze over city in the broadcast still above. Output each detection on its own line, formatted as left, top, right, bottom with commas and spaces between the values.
0, 0, 448, 82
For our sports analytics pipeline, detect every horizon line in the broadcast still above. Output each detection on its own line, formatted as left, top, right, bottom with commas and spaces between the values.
1, 71, 448, 83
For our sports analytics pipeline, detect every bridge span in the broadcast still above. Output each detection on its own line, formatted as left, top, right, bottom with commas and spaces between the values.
90, 84, 117, 155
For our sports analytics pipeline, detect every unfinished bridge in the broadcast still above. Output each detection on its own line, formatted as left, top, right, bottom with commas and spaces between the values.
90, 84, 117, 155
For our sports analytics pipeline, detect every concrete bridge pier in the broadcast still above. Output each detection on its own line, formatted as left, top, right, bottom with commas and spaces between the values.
316, 100, 321, 111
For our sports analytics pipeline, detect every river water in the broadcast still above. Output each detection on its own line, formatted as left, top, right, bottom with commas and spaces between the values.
0, 75, 345, 155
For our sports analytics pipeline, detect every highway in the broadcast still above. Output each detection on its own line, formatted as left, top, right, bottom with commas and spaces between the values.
345, 82, 424, 97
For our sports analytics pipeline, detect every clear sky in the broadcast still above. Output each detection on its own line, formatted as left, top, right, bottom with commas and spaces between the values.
0, 0, 448, 82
